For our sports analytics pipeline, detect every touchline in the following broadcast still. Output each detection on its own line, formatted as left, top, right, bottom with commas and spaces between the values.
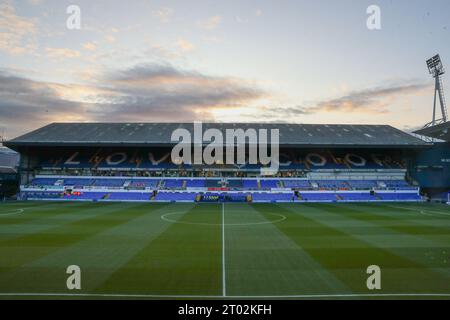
170, 121, 280, 175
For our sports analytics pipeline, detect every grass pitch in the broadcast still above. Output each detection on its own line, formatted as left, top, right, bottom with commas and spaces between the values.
0, 201, 449, 299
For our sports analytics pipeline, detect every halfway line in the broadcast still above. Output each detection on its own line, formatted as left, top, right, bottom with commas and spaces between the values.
222, 202, 226, 297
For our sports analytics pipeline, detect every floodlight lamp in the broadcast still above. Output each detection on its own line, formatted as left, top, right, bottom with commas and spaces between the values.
427, 54, 444, 76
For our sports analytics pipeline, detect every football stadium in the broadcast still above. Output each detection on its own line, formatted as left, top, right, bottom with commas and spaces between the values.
0, 119, 449, 299
0, 1, 450, 303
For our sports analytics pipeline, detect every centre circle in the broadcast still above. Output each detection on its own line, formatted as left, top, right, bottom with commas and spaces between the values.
161, 211, 286, 226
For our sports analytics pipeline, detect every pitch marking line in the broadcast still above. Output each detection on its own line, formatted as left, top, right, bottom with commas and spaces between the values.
388, 205, 450, 217
0, 208, 25, 216
160, 211, 286, 226
0, 292, 449, 299
222, 202, 226, 297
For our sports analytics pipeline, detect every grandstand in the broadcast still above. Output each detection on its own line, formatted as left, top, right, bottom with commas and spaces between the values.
0, 147, 19, 199
4, 122, 428, 203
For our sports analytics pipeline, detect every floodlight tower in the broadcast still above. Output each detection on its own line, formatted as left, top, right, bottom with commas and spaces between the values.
426, 54, 448, 125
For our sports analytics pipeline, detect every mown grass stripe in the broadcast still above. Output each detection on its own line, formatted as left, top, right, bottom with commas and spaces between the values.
224, 203, 350, 296
255, 203, 450, 293
299, 203, 450, 280
0, 203, 174, 293
301, 203, 450, 267
364, 202, 450, 223
0, 201, 98, 226
318, 203, 450, 241
94, 203, 222, 295
0, 202, 128, 247
0, 203, 163, 279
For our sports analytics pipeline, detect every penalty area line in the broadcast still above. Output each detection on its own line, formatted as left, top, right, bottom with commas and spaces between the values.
0, 208, 25, 216
387, 205, 450, 217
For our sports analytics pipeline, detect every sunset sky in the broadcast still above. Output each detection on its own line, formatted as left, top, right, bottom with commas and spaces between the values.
1, 0, 450, 139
